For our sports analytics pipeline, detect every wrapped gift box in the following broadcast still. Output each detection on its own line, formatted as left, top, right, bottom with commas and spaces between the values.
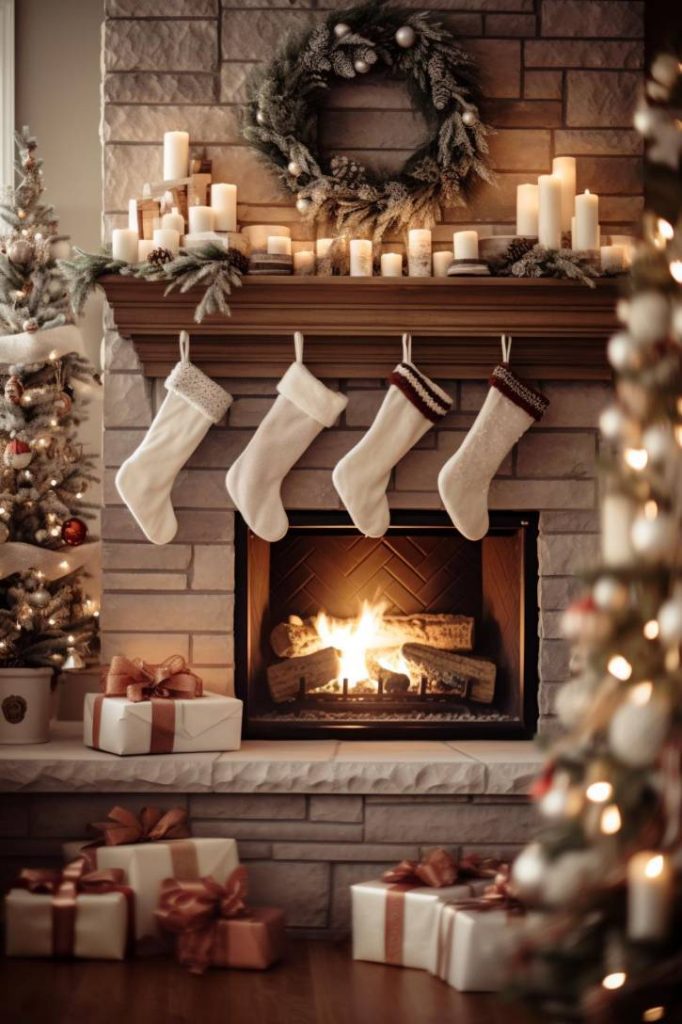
434, 902, 525, 992
351, 878, 488, 971
83, 691, 242, 755
209, 907, 286, 969
5, 888, 128, 960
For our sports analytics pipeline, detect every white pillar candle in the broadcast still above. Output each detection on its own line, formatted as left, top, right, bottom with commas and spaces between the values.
538, 175, 562, 250
293, 250, 315, 275
267, 235, 292, 256
453, 231, 478, 260
601, 245, 625, 273
601, 492, 636, 566
380, 252, 403, 277
407, 229, 431, 277
350, 239, 373, 277
627, 851, 673, 941
128, 198, 139, 233
153, 227, 180, 255
552, 156, 576, 233
242, 224, 291, 253
188, 205, 214, 234
575, 189, 599, 251
163, 130, 189, 181
610, 234, 636, 266
161, 207, 184, 235
516, 183, 539, 237
571, 216, 576, 249
211, 183, 237, 232
433, 251, 453, 277
111, 228, 139, 264
138, 239, 155, 262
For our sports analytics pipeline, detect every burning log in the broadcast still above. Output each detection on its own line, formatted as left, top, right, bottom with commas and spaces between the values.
401, 643, 496, 704
266, 646, 339, 704
365, 651, 411, 694
270, 613, 474, 659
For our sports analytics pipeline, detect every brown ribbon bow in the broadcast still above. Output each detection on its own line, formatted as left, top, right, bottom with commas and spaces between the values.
17, 857, 134, 957
90, 805, 191, 847
383, 849, 501, 889
155, 867, 249, 974
447, 864, 524, 914
104, 655, 203, 703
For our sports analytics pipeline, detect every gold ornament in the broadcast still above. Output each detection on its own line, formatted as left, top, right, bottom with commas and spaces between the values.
7, 238, 33, 265
29, 587, 50, 609
395, 25, 416, 48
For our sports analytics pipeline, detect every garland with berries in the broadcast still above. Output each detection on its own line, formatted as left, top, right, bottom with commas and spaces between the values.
242, 1, 492, 240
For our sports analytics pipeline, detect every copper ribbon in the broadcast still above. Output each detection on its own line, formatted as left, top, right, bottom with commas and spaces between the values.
17, 857, 134, 957
90, 805, 191, 847
155, 867, 249, 975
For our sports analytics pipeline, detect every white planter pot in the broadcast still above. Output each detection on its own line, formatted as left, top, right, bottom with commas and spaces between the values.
0, 668, 54, 744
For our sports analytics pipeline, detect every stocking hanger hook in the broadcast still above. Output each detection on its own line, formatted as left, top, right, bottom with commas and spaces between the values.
402, 333, 412, 363
501, 334, 512, 364
294, 331, 304, 363
179, 330, 190, 362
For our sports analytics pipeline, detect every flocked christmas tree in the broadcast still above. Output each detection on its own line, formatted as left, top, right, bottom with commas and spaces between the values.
0, 128, 98, 669
511, 57, 682, 1023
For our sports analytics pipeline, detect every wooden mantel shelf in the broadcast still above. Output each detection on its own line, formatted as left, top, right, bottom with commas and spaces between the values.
101, 275, 620, 380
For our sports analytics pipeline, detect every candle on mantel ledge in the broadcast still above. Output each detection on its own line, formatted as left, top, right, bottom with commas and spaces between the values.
138, 239, 155, 262
188, 205, 214, 234
575, 189, 599, 251
381, 252, 403, 277
350, 239, 373, 277
601, 245, 625, 273
408, 229, 431, 277
112, 228, 139, 263
433, 251, 453, 277
552, 156, 576, 233
293, 250, 315, 275
153, 227, 180, 255
267, 235, 292, 256
161, 207, 184, 236
516, 183, 539, 237
211, 183, 237, 232
453, 231, 478, 260
538, 174, 562, 250
627, 851, 673, 941
163, 130, 189, 181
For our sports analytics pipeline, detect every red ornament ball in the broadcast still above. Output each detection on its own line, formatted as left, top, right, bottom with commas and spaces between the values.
61, 517, 88, 546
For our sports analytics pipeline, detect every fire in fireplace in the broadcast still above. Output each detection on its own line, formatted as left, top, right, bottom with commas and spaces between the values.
235, 511, 538, 739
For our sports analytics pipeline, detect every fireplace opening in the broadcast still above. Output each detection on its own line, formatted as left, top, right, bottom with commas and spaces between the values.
235, 511, 538, 739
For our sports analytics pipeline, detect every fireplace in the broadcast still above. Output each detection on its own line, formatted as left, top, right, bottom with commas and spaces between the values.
235, 510, 538, 739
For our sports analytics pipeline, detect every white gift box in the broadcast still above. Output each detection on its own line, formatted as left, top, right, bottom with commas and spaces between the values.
5, 888, 128, 960
351, 879, 488, 971
83, 691, 243, 755
434, 902, 525, 992
63, 836, 239, 947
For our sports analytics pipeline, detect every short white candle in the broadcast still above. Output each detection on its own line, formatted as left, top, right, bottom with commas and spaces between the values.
350, 239, 373, 277
610, 234, 636, 266
242, 224, 291, 253
161, 207, 184, 235
211, 183, 237, 232
575, 189, 599, 251
188, 205, 214, 234
316, 238, 334, 259
433, 251, 453, 277
138, 239, 155, 262
407, 228, 431, 277
182, 232, 225, 251
267, 235, 292, 256
453, 230, 478, 260
153, 227, 180, 255
111, 228, 139, 263
552, 156, 577, 233
627, 851, 673, 941
601, 245, 625, 273
293, 250, 315, 275
128, 198, 139, 233
538, 175, 562, 250
381, 252, 403, 277
163, 130, 189, 181
516, 183, 539, 237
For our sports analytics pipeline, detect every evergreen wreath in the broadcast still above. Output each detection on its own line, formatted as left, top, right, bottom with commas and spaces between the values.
242, 0, 492, 240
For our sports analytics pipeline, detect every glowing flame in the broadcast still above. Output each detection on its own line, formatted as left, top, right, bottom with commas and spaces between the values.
314, 601, 388, 688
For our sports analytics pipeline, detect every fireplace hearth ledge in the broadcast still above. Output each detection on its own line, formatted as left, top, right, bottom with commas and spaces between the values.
0, 723, 543, 797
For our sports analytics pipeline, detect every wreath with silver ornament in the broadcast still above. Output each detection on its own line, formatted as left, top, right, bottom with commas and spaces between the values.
242, 1, 492, 240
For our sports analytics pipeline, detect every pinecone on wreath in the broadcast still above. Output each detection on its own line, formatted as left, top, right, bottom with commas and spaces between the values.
147, 246, 174, 268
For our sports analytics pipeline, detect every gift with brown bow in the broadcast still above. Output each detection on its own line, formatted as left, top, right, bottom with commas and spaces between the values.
5, 856, 134, 960
83, 654, 242, 755
155, 866, 286, 974
351, 848, 499, 972
62, 805, 240, 953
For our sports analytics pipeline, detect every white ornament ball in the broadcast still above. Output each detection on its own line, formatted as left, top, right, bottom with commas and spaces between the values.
7, 238, 33, 265
628, 291, 671, 346
631, 513, 676, 561
354, 59, 370, 74
643, 423, 674, 462
543, 850, 603, 908
609, 697, 670, 767
295, 196, 312, 215
287, 160, 302, 178
256, 110, 266, 126
512, 843, 548, 900
599, 404, 637, 444
651, 53, 680, 89
607, 332, 641, 372
633, 107, 654, 136
658, 597, 682, 645
593, 576, 629, 612
334, 22, 351, 39
395, 25, 416, 48
616, 298, 630, 324
462, 109, 478, 127
29, 587, 50, 609
555, 676, 594, 729
646, 81, 670, 102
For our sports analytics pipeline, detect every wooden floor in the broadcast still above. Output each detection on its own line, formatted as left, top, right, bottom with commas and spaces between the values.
1, 939, 543, 1024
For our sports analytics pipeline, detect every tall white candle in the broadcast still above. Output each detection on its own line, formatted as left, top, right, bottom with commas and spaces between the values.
267, 235, 292, 256
188, 205, 214, 234
163, 131, 189, 181
627, 851, 673, 941
211, 183, 237, 232
161, 207, 184, 235
381, 252, 403, 277
433, 251, 453, 277
408, 229, 431, 277
575, 189, 599, 251
571, 216, 576, 249
293, 250, 315, 275
516, 184, 539, 237
350, 239, 373, 277
138, 239, 155, 262
128, 198, 139, 233
153, 227, 180, 255
601, 245, 625, 273
111, 228, 139, 264
453, 231, 478, 260
538, 174, 562, 250
552, 156, 576, 233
